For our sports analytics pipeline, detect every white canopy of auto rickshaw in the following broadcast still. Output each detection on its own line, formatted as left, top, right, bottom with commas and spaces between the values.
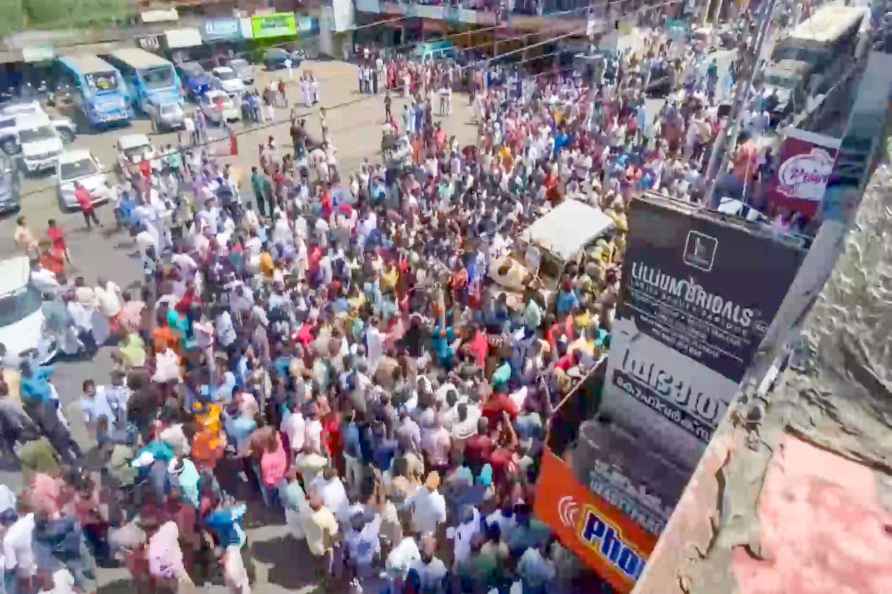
520, 199, 615, 262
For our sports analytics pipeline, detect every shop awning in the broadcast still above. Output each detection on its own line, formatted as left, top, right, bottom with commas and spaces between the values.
141, 8, 179, 24
164, 28, 203, 50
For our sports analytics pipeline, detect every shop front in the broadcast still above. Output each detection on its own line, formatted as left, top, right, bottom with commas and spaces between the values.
162, 27, 205, 63
202, 17, 246, 65
246, 12, 300, 62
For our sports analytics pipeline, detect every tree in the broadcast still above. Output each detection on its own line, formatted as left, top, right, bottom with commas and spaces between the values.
0, 1, 26, 37
0, 0, 128, 35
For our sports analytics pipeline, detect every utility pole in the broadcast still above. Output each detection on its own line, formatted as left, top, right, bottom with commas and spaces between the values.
702, 0, 777, 208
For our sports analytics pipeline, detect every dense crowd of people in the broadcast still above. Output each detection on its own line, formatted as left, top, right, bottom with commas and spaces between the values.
1, 13, 811, 594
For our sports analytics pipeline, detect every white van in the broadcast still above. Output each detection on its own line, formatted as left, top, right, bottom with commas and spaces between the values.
0, 256, 57, 366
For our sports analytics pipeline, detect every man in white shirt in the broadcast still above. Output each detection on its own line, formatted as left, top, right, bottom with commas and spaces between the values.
408, 534, 447, 593
94, 278, 123, 320
446, 505, 481, 569
80, 379, 118, 435
310, 467, 350, 523
3, 512, 37, 588
281, 407, 305, 455
407, 471, 447, 535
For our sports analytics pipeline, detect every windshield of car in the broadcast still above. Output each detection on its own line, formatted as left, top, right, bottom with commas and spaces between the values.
209, 94, 232, 108
266, 49, 287, 60
19, 126, 56, 143
0, 285, 41, 328
765, 74, 798, 89
216, 69, 237, 81
160, 103, 180, 116
85, 71, 119, 93
140, 65, 175, 90
60, 157, 97, 180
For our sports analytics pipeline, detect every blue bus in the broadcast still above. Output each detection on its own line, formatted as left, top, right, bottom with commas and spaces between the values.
99, 48, 182, 113
55, 54, 132, 129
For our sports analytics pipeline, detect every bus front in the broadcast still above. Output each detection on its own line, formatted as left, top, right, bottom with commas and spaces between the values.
136, 63, 182, 112
83, 69, 132, 127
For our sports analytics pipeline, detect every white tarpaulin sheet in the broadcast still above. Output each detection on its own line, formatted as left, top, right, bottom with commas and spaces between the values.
521, 199, 615, 261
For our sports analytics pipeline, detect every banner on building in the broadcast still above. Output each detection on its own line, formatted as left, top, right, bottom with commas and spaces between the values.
600, 195, 807, 464
202, 18, 242, 42
251, 12, 298, 39
534, 451, 658, 594
765, 128, 840, 220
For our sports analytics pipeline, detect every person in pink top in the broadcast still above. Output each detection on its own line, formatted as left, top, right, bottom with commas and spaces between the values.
258, 428, 288, 508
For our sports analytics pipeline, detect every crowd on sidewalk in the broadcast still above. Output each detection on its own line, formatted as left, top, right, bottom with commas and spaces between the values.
1, 14, 810, 594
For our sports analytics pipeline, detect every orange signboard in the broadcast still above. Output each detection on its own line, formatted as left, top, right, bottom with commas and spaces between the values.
534, 451, 658, 593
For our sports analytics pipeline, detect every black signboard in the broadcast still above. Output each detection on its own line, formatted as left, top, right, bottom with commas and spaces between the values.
618, 197, 806, 383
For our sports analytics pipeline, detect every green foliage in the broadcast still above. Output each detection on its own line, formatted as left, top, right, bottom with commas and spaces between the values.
21, 0, 128, 30
0, 0, 26, 37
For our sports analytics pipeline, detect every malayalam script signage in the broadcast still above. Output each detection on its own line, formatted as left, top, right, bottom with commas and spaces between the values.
251, 13, 297, 39
765, 129, 840, 219
600, 196, 806, 464
534, 452, 657, 593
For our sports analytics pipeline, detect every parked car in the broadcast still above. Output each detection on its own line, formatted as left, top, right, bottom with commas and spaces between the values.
227, 58, 255, 85
15, 113, 76, 175
211, 66, 246, 98
0, 256, 58, 366
56, 149, 113, 211
115, 134, 159, 178
146, 100, 185, 132
0, 153, 20, 214
0, 108, 76, 158
176, 61, 213, 101
263, 48, 301, 71
199, 90, 241, 124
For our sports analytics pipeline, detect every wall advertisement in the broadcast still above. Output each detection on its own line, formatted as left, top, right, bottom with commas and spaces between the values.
534, 451, 658, 594
251, 13, 298, 39
764, 129, 840, 219
600, 196, 807, 463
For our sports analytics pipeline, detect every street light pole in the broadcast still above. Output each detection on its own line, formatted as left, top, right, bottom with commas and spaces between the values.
702, 0, 778, 208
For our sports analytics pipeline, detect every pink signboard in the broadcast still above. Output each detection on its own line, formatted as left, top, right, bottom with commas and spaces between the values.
765, 129, 840, 218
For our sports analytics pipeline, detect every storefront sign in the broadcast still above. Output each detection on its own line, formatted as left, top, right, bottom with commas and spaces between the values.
765, 129, 840, 219
203, 18, 242, 42
251, 12, 297, 38
535, 452, 657, 593
600, 196, 806, 462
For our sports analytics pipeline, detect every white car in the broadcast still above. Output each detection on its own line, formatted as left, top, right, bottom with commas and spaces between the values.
200, 90, 241, 124
0, 106, 75, 158
57, 149, 113, 210
212, 66, 246, 97
0, 256, 57, 366
116, 133, 159, 177
18, 115, 66, 175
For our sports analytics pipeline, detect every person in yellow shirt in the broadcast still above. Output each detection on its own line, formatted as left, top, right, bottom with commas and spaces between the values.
259, 246, 275, 280
381, 261, 399, 293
